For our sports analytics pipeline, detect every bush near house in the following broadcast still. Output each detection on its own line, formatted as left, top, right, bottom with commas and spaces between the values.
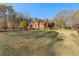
19, 20, 28, 30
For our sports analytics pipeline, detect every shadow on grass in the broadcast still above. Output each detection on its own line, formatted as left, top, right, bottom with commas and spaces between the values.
29, 31, 63, 41
35, 31, 59, 39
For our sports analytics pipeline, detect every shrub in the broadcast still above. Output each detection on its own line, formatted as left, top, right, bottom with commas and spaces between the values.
19, 20, 28, 30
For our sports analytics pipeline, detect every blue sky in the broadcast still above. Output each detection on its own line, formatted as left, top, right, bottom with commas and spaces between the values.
4, 3, 79, 19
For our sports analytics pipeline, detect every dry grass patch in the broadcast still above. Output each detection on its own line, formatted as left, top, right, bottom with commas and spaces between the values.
0, 30, 78, 56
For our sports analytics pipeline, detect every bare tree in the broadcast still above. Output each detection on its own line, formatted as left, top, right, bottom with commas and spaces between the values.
53, 10, 74, 29
71, 11, 79, 34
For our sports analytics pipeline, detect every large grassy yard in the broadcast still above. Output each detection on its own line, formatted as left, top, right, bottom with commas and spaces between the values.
0, 30, 78, 56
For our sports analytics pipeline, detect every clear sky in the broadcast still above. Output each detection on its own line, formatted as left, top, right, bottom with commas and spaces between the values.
4, 3, 79, 19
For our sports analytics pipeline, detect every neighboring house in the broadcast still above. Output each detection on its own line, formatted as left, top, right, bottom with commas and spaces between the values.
28, 18, 55, 30
35, 21, 44, 30
28, 20, 44, 30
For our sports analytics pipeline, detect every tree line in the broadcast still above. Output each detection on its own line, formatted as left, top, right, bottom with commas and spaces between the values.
0, 4, 79, 31
53, 10, 79, 30
0, 4, 30, 31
